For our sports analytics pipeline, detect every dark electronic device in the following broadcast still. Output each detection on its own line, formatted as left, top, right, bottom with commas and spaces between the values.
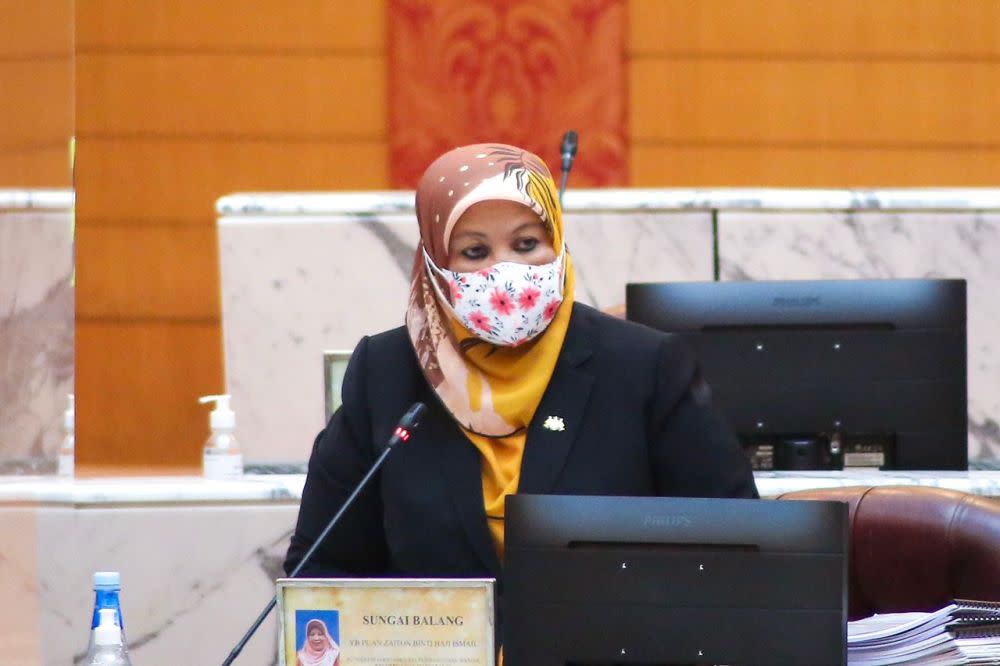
558, 130, 578, 205
626, 279, 967, 471
504, 494, 848, 666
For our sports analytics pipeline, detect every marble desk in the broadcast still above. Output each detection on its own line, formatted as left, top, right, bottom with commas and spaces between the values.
217, 188, 1000, 465
0, 476, 302, 666
2, 471, 998, 665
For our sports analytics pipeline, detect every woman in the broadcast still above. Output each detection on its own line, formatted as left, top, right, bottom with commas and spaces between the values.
285, 142, 757, 580
296, 618, 339, 666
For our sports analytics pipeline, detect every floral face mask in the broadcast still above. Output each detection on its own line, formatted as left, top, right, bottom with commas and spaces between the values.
423, 245, 567, 347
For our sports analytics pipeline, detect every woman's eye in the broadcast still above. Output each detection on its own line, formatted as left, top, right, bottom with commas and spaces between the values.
461, 245, 489, 260
514, 237, 539, 253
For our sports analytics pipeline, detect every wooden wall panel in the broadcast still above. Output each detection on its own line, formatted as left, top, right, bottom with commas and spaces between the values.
627, 0, 1000, 186
76, 0, 384, 51
0, 0, 73, 188
75, 226, 220, 319
75, 0, 388, 467
76, 54, 385, 137
630, 60, 1000, 144
0, 0, 73, 57
631, 145, 1000, 187
0, 61, 74, 149
75, 138, 387, 224
75, 321, 224, 467
0, 147, 70, 188
629, 0, 1000, 57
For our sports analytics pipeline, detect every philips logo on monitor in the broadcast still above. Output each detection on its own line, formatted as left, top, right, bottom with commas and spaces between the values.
772, 295, 821, 308
642, 514, 692, 528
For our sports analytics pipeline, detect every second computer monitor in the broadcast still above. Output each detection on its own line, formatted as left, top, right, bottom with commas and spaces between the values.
626, 279, 967, 470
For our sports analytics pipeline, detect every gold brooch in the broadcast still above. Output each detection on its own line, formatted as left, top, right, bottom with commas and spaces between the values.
542, 416, 566, 432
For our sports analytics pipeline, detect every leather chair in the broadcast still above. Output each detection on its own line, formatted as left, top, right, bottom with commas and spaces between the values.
779, 485, 1000, 620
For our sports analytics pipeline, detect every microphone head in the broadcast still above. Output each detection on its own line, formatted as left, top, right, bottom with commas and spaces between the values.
561, 130, 579, 158
399, 402, 427, 430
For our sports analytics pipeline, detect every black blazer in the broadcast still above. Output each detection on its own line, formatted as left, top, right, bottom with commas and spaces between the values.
285, 303, 758, 584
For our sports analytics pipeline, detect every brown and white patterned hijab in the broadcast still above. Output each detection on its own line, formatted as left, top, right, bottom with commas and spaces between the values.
405, 143, 575, 437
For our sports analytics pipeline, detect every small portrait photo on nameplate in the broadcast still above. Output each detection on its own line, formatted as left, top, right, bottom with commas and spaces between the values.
276, 578, 496, 666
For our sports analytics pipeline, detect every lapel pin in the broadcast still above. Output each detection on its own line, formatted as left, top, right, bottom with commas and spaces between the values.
542, 415, 566, 432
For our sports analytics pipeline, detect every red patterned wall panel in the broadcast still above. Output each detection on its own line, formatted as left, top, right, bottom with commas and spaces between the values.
389, 0, 627, 188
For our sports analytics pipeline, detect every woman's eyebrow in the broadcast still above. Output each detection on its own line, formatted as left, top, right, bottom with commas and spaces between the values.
511, 220, 544, 234
452, 230, 488, 240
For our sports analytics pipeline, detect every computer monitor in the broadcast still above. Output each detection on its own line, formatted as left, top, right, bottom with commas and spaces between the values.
626, 279, 967, 471
504, 494, 848, 666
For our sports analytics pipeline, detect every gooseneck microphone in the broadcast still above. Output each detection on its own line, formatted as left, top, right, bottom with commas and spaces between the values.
558, 130, 579, 206
220, 402, 428, 665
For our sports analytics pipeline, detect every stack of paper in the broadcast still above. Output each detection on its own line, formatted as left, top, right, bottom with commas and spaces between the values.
848, 601, 1000, 665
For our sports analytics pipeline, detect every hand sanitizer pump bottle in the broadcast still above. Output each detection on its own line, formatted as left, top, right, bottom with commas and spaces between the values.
58, 393, 74, 476
199, 394, 243, 479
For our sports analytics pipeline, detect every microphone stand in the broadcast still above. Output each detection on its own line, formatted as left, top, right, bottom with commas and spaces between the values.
221, 404, 426, 665
558, 130, 578, 206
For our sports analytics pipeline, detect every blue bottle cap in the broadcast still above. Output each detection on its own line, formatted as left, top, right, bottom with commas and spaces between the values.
93, 571, 121, 588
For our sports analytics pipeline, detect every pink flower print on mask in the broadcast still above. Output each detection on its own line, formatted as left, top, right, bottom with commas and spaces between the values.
489, 288, 515, 316
468, 310, 492, 333
517, 286, 541, 310
422, 243, 565, 347
543, 299, 561, 321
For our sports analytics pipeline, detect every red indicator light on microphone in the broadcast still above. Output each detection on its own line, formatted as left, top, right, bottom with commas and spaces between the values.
394, 427, 411, 442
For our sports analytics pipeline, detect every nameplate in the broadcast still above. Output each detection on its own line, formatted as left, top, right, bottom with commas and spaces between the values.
276, 578, 496, 666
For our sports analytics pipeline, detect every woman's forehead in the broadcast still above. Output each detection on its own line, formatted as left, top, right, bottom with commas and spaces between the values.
454, 200, 543, 232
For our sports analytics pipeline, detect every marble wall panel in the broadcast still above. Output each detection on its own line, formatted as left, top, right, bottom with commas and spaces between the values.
717, 211, 1000, 460
0, 204, 74, 474
218, 213, 417, 465
218, 210, 714, 462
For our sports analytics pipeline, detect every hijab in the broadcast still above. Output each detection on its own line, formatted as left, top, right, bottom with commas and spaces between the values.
298, 619, 339, 666
405, 143, 576, 438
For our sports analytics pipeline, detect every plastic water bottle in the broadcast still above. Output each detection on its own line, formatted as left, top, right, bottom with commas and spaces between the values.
87, 572, 125, 653
86, 608, 132, 665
